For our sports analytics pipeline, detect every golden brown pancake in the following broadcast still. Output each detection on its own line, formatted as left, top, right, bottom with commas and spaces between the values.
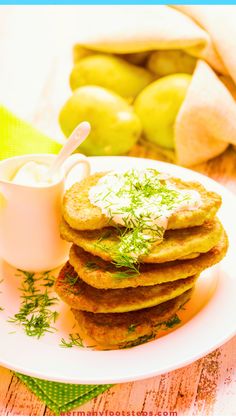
61, 217, 223, 263
55, 262, 197, 313
72, 289, 192, 349
62, 172, 221, 231
57, 166, 229, 351
69, 230, 228, 289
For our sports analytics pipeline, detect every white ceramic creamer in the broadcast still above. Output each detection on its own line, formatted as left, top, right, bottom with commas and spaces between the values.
0, 153, 90, 271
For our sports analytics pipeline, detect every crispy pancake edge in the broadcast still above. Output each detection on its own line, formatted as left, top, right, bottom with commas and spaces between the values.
55, 262, 197, 313
61, 217, 224, 264
68, 229, 228, 289
72, 289, 192, 348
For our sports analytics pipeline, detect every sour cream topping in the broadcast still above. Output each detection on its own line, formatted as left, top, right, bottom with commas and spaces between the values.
89, 169, 202, 266
12, 162, 53, 186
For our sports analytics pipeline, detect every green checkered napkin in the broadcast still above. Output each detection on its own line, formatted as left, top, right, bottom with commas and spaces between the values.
15, 373, 112, 414
1, 105, 113, 413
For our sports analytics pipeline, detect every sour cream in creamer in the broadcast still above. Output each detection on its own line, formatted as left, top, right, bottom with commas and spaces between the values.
12, 161, 53, 186
89, 169, 202, 265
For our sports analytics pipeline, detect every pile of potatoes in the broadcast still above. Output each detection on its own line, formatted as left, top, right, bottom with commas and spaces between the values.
59, 47, 196, 156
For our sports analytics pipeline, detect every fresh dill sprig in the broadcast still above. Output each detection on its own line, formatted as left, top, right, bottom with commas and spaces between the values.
154, 314, 182, 331
112, 270, 139, 279
97, 230, 113, 241
91, 169, 197, 274
8, 270, 59, 338
122, 314, 181, 348
40, 271, 56, 288
128, 324, 137, 333
93, 230, 113, 255
121, 333, 155, 349
162, 314, 181, 329
85, 261, 99, 271
60, 333, 84, 348
112, 252, 140, 274
65, 272, 79, 286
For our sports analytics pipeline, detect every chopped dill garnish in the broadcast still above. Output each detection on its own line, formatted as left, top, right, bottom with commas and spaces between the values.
154, 314, 181, 331
112, 252, 140, 274
162, 314, 181, 329
97, 230, 113, 242
94, 241, 110, 254
128, 324, 137, 333
65, 272, 79, 286
89, 169, 200, 274
41, 271, 56, 288
112, 269, 139, 279
60, 333, 84, 348
121, 333, 155, 349
122, 315, 181, 348
85, 261, 99, 271
8, 270, 59, 338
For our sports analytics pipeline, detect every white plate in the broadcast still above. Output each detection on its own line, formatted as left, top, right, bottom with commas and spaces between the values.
0, 156, 235, 384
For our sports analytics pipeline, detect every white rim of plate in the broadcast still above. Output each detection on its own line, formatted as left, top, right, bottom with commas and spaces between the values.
0, 156, 235, 384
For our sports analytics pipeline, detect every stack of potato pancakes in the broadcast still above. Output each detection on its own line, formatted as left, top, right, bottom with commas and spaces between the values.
55, 170, 228, 349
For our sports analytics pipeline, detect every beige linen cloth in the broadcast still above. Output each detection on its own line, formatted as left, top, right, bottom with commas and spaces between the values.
75, 5, 236, 166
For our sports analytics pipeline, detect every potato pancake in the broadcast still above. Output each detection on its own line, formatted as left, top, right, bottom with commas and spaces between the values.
55, 262, 197, 313
72, 289, 192, 348
62, 172, 221, 231
61, 217, 223, 263
68, 230, 228, 289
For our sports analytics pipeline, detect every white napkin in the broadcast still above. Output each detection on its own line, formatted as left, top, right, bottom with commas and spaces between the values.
75, 5, 236, 166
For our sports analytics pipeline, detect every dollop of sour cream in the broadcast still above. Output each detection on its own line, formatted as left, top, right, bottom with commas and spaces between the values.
89, 169, 202, 265
89, 169, 201, 229
12, 162, 52, 187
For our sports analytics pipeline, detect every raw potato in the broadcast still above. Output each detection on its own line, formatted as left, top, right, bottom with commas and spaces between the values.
147, 50, 196, 77
59, 86, 141, 156
118, 51, 151, 66
70, 54, 154, 101
134, 74, 192, 149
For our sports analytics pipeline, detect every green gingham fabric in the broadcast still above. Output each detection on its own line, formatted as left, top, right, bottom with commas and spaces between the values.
15, 373, 112, 414
0, 105, 113, 413
0, 105, 62, 159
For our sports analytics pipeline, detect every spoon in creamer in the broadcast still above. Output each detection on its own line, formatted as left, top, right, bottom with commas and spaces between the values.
44, 121, 91, 181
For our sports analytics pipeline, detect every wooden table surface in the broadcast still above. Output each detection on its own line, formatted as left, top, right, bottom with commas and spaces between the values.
0, 6, 236, 416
